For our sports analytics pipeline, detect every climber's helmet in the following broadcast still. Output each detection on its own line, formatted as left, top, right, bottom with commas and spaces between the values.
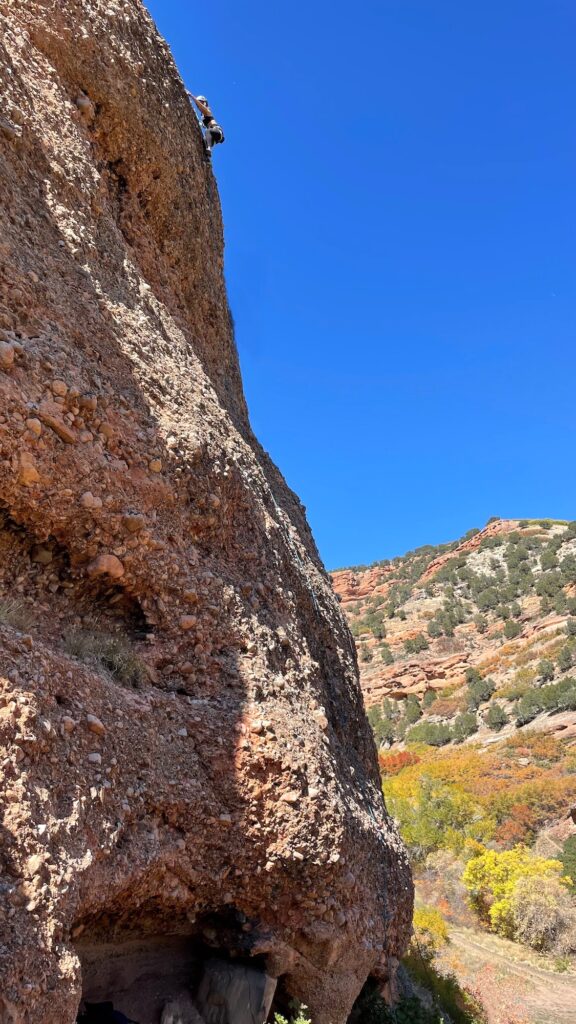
197, 95, 209, 105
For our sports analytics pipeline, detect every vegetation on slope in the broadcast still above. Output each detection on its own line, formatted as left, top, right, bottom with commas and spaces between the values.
380, 733, 576, 957
337, 520, 576, 1017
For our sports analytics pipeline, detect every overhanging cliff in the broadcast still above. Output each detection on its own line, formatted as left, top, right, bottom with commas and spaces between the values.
0, 2, 412, 1022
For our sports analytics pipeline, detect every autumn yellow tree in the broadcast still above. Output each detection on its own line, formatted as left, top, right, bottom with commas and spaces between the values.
462, 845, 569, 938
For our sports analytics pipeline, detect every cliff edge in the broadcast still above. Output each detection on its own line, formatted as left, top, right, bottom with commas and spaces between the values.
0, 2, 412, 1022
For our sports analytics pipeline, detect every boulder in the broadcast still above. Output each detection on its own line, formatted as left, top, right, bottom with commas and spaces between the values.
196, 961, 276, 1024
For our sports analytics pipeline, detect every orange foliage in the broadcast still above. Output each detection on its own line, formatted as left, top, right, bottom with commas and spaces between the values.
494, 804, 539, 846
387, 741, 576, 851
505, 732, 563, 762
378, 749, 420, 774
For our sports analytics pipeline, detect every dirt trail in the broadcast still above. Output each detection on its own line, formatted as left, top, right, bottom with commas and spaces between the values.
442, 926, 576, 1024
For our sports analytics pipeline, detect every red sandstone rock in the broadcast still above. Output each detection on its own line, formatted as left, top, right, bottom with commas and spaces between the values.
0, 3, 411, 1022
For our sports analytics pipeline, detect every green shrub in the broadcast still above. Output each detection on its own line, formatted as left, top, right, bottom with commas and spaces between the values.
477, 587, 499, 612
541, 548, 559, 571
350, 983, 445, 1024
422, 689, 438, 709
383, 698, 401, 721
465, 667, 482, 687
503, 620, 521, 639
567, 618, 576, 637
407, 721, 452, 747
367, 706, 396, 746
274, 1005, 311, 1024
536, 571, 564, 598
380, 643, 394, 665
473, 614, 488, 634
452, 711, 478, 743
404, 696, 423, 725
562, 556, 576, 583
515, 675, 576, 725
557, 646, 573, 672
467, 676, 495, 709
485, 703, 509, 731
405, 633, 429, 655
360, 645, 373, 663
560, 835, 576, 893
538, 658, 555, 682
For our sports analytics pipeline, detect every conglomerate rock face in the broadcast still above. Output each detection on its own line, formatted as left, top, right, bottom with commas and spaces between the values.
0, 2, 412, 1021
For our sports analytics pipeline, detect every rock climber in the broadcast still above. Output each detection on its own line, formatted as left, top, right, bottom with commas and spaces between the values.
187, 92, 225, 158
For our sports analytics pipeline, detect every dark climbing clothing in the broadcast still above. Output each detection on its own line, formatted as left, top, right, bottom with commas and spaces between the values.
203, 116, 225, 145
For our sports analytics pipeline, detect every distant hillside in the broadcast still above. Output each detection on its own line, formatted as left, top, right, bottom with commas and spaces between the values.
332, 518, 576, 748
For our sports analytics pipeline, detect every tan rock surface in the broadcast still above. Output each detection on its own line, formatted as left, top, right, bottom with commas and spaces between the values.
0, 2, 412, 1021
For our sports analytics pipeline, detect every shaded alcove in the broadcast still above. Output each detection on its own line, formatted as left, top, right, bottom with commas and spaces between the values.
74, 907, 274, 1024
0, 502, 150, 644
76, 934, 201, 1023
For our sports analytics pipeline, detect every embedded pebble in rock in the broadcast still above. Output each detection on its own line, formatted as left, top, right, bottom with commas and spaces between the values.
0, 341, 15, 369
19, 453, 40, 486
313, 708, 329, 730
122, 512, 146, 532
26, 418, 43, 436
0, 3, 412, 1022
75, 92, 96, 120
280, 790, 300, 805
87, 553, 125, 579
86, 714, 106, 736
80, 491, 103, 509
38, 410, 77, 444
31, 546, 52, 565
0, 116, 22, 141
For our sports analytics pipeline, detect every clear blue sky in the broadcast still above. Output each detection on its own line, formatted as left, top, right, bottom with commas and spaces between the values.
146, 0, 575, 569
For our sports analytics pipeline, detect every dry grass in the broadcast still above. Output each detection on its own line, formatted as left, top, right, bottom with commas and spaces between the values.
63, 625, 147, 687
0, 597, 35, 632
431, 696, 466, 718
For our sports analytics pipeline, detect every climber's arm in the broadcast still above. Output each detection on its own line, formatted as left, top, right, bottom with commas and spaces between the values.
189, 93, 211, 117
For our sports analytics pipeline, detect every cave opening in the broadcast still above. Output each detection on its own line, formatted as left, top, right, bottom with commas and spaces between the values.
74, 906, 276, 1024
76, 933, 200, 1024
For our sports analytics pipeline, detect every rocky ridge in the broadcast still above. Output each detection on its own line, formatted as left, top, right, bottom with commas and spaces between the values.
0, 2, 412, 1022
332, 518, 576, 747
